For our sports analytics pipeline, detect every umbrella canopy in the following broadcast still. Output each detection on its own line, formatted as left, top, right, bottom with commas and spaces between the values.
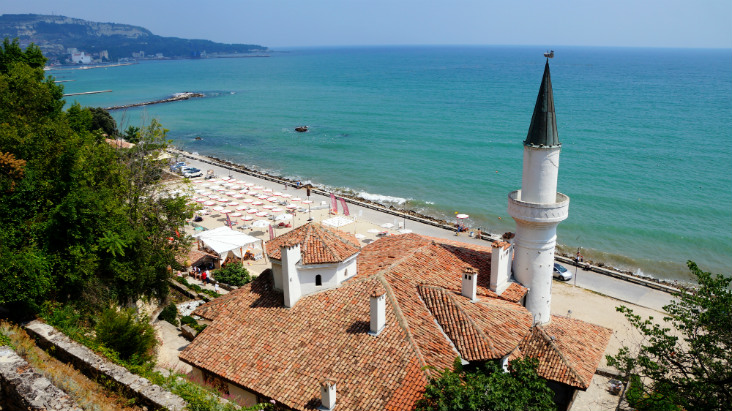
275, 214, 293, 221
367, 228, 381, 234
236, 205, 249, 211
241, 216, 254, 221
456, 214, 469, 219
256, 211, 269, 217
229, 212, 242, 217
355, 233, 366, 240
271, 207, 283, 213
213, 206, 225, 212
381, 223, 394, 229
252, 220, 269, 228
247, 208, 259, 214
242, 198, 254, 203
398, 229, 413, 234
204, 201, 216, 206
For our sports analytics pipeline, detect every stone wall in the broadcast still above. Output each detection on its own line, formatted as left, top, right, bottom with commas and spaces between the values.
23, 321, 187, 411
0, 345, 82, 411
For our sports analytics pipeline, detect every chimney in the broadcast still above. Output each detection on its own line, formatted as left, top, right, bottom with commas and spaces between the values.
369, 287, 386, 336
280, 242, 302, 308
319, 378, 336, 410
490, 241, 512, 295
461, 267, 477, 301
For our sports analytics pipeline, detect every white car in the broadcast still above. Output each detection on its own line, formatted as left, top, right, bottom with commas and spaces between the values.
182, 167, 203, 178
553, 263, 572, 281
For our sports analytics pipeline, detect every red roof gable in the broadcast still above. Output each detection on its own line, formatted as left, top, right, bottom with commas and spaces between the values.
266, 223, 360, 265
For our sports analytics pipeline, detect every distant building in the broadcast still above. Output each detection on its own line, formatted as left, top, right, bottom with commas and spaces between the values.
70, 51, 91, 64
132, 51, 145, 58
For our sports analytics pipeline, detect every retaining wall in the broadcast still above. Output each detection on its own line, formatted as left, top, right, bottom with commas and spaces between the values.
23, 321, 187, 411
0, 345, 82, 411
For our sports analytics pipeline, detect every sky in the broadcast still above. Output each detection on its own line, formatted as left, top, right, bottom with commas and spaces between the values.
4, 0, 731, 49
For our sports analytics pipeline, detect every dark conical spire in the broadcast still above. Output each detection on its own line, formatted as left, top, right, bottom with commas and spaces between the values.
524, 60, 560, 147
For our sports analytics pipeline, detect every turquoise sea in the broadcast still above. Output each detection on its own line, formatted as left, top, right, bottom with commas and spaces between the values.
54, 46, 732, 282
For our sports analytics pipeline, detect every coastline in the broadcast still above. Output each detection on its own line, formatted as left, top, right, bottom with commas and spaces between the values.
169, 147, 686, 292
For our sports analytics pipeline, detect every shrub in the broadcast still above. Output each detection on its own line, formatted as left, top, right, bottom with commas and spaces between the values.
181, 315, 197, 327
95, 308, 157, 366
213, 265, 251, 287
158, 303, 179, 326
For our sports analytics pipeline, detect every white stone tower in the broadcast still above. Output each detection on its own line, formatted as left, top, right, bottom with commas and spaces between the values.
507, 60, 570, 325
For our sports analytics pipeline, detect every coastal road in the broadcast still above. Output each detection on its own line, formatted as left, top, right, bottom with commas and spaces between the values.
176, 152, 675, 313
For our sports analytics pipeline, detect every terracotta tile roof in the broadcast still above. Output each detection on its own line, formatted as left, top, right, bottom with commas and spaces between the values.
177, 248, 217, 267
418, 286, 532, 361
182, 233, 610, 410
180, 273, 428, 410
266, 223, 360, 265
357, 234, 527, 303
518, 315, 612, 389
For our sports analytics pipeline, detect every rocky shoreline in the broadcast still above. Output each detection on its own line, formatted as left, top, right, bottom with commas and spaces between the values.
170, 148, 687, 292
106, 92, 204, 111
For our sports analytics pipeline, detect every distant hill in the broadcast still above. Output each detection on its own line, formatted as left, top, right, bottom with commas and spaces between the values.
0, 14, 267, 63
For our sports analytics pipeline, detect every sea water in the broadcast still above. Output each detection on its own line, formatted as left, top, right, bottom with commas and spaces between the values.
55, 46, 732, 281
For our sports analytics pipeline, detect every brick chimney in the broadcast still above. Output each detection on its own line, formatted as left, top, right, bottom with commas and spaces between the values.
369, 287, 386, 336
490, 241, 512, 295
319, 378, 336, 410
280, 242, 302, 308
461, 267, 477, 301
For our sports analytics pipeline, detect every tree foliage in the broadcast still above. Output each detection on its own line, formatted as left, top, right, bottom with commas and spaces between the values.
416, 357, 556, 411
0, 39, 193, 314
607, 261, 732, 411
213, 264, 251, 287
95, 308, 157, 365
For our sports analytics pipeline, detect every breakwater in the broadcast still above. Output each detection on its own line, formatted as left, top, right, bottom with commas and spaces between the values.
105, 92, 204, 111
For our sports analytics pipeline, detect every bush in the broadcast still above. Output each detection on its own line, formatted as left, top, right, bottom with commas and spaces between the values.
213, 265, 251, 287
181, 315, 197, 327
158, 302, 179, 326
95, 308, 157, 366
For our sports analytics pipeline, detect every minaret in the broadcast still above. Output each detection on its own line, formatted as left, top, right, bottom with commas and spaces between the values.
507, 60, 570, 325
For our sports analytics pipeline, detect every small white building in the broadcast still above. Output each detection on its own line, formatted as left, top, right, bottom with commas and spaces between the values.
70, 51, 91, 64
266, 223, 360, 307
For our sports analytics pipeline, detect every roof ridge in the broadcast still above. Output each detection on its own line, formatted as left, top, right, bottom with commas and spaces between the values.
318, 223, 359, 259
442, 287, 499, 358
370, 237, 434, 277
535, 325, 586, 387
378, 274, 430, 376
313, 224, 339, 261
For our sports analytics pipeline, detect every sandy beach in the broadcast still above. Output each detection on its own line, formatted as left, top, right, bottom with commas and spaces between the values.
159, 148, 674, 410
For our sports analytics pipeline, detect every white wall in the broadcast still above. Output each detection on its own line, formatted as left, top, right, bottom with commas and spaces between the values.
227, 383, 258, 407
520, 146, 561, 204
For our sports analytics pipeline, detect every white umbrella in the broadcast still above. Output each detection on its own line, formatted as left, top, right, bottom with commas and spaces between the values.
381, 223, 394, 229
398, 229, 413, 234
232, 194, 244, 199
302, 200, 313, 204
291, 197, 301, 202
244, 183, 254, 187
243, 198, 254, 204
355, 233, 366, 240
281, 193, 292, 199
241, 216, 254, 221
271, 207, 283, 213
262, 205, 274, 210
236, 205, 248, 211
229, 212, 242, 218
252, 201, 264, 206
367, 228, 381, 234
275, 214, 293, 221
252, 220, 269, 227
456, 213, 469, 220
263, 188, 273, 193
267, 196, 279, 202
273, 191, 283, 197
213, 206, 225, 212
247, 208, 259, 214
256, 211, 269, 217
204, 201, 216, 206
286, 204, 298, 209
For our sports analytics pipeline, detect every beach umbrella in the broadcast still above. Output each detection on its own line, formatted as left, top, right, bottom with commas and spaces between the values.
302, 200, 313, 204
247, 208, 259, 214
273, 191, 283, 197
236, 205, 248, 211
228, 202, 239, 207
229, 212, 242, 218
254, 185, 264, 190
367, 228, 381, 234
263, 188, 273, 193
221, 209, 232, 214
456, 213, 469, 220
252, 220, 268, 228
275, 214, 293, 221
262, 205, 274, 210
286, 204, 298, 210
281, 193, 292, 199
204, 201, 216, 206
271, 207, 283, 213
243, 198, 254, 204
381, 223, 394, 229
195, 198, 206, 203
232, 194, 244, 199
213, 206, 225, 212
253, 201, 264, 206
241, 216, 254, 222
398, 229, 413, 234
267, 196, 279, 202
355, 234, 366, 240
256, 211, 269, 217
245, 183, 254, 187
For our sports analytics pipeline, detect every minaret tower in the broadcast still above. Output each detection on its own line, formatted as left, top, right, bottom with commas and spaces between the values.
507, 60, 570, 325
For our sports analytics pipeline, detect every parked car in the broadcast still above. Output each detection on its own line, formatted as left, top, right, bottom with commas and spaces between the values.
182, 167, 203, 178
170, 161, 185, 172
553, 263, 572, 281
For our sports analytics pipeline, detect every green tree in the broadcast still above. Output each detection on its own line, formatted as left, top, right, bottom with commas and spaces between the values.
95, 308, 157, 365
416, 357, 557, 411
213, 264, 251, 286
89, 107, 118, 136
607, 261, 732, 411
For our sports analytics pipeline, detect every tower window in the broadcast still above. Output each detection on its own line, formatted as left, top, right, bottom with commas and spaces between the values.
316, 275, 322, 286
